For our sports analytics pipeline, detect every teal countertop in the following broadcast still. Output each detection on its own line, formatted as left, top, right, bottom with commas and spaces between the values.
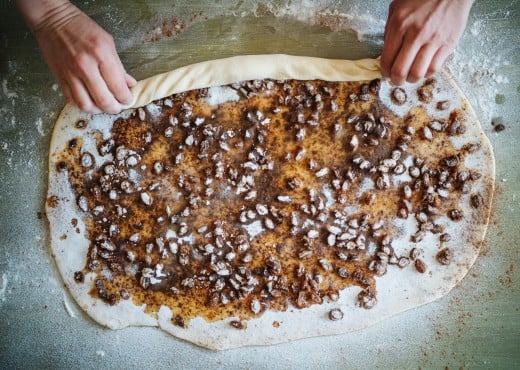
0, 1, 518, 368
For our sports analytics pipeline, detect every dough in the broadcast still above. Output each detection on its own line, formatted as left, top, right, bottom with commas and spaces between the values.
46, 55, 494, 350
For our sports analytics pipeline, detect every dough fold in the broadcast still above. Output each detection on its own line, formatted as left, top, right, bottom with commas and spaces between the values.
124, 54, 381, 109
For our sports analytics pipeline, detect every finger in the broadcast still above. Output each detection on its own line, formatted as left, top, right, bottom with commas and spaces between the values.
381, 4, 404, 78
99, 55, 133, 105
81, 66, 123, 114
125, 73, 137, 88
388, 0, 397, 16
407, 43, 439, 83
68, 74, 101, 114
426, 45, 452, 77
60, 79, 74, 104
381, 31, 404, 78
390, 33, 423, 85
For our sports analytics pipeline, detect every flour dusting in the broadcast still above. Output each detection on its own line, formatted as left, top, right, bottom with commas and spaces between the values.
63, 292, 77, 318
246, 1, 387, 43
446, 12, 514, 129
1, 80, 18, 99
35, 118, 45, 137
0, 273, 7, 305
206, 86, 240, 106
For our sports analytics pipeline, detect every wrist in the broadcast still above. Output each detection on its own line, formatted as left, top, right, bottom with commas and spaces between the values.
15, 0, 75, 33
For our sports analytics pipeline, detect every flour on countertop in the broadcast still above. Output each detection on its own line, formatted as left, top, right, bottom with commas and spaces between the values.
1, 79, 18, 99
445, 5, 515, 130
246, 0, 386, 43
0, 273, 7, 305
35, 118, 45, 137
63, 292, 78, 318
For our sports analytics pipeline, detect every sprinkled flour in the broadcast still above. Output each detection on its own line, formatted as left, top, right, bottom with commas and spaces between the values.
0, 273, 7, 305
206, 86, 240, 106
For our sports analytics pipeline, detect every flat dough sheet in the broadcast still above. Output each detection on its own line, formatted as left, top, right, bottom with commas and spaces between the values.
46, 54, 494, 350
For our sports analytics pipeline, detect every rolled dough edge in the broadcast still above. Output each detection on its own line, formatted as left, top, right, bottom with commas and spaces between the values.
123, 54, 381, 109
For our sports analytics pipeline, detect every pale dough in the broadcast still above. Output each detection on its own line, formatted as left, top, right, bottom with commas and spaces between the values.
47, 55, 494, 350
123, 54, 381, 109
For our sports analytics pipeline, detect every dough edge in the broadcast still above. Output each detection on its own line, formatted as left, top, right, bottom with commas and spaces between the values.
123, 54, 381, 109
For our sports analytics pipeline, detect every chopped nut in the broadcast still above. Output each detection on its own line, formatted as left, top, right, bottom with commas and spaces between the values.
77, 196, 88, 212
436, 101, 450, 110
442, 155, 459, 168
397, 257, 410, 268
337, 267, 350, 278
357, 287, 377, 309
328, 308, 344, 321
141, 192, 152, 206
440, 233, 451, 242
350, 135, 359, 150
391, 87, 407, 105
153, 161, 163, 174
185, 134, 194, 146
277, 195, 292, 203
264, 218, 275, 230
256, 204, 268, 216
448, 209, 463, 221
230, 320, 247, 330
403, 184, 412, 199
414, 258, 427, 273
470, 194, 483, 209
74, 271, 84, 283
417, 86, 433, 103
494, 123, 505, 132
409, 248, 420, 260
137, 107, 146, 121
429, 120, 444, 132
319, 258, 333, 271
81, 152, 94, 168
369, 78, 381, 94
250, 299, 262, 314
422, 126, 433, 141
436, 248, 452, 265
315, 167, 329, 178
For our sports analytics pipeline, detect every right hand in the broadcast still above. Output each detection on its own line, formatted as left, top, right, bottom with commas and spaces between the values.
380, 0, 474, 85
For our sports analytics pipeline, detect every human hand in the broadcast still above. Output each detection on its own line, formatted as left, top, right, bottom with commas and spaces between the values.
16, 0, 136, 114
381, 0, 474, 85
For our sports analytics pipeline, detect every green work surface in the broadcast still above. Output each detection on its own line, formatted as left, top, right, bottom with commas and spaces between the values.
0, 1, 518, 368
